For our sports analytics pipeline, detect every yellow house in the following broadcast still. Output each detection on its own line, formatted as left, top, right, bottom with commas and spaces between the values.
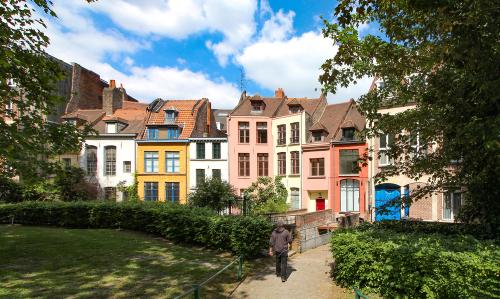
136, 98, 209, 203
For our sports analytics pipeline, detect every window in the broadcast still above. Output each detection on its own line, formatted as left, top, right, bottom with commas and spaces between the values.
165, 182, 180, 203
342, 128, 355, 141
144, 151, 159, 173
165, 110, 176, 123
312, 132, 323, 142
165, 151, 180, 173
443, 192, 463, 220
86, 146, 97, 175
340, 179, 360, 212
379, 133, 394, 166
290, 151, 299, 175
144, 182, 158, 201
62, 158, 71, 169
251, 101, 264, 111
212, 143, 221, 159
340, 150, 359, 175
277, 125, 286, 145
212, 169, 221, 180
104, 146, 116, 176
290, 122, 300, 143
123, 161, 131, 173
106, 122, 117, 134
277, 152, 286, 175
167, 127, 180, 139
409, 131, 427, 158
291, 188, 300, 210
196, 143, 205, 159
147, 127, 158, 140
238, 153, 250, 176
257, 122, 267, 144
104, 187, 116, 201
257, 153, 268, 177
310, 158, 325, 176
239, 122, 249, 143
196, 169, 205, 186
289, 105, 301, 114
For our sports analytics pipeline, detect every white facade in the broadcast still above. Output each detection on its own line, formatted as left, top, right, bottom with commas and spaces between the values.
80, 136, 136, 201
271, 112, 307, 209
189, 138, 229, 192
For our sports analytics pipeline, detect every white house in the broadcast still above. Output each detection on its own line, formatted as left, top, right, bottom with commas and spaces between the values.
189, 137, 229, 192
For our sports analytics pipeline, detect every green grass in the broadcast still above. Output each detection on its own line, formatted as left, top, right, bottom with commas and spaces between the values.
0, 225, 240, 298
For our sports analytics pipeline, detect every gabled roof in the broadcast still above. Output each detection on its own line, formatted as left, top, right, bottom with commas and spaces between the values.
61, 110, 105, 126
92, 102, 148, 135
275, 97, 324, 117
230, 94, 284, 117
332, 101, 366, 142
310, 100, 354, 140
309, 122, 328, 132
140, 99, 206, 139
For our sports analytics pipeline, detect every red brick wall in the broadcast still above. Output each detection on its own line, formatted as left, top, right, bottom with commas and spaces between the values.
77, 67, 106, 110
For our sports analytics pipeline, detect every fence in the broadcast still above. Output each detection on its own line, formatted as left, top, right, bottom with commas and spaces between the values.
174, 256, 243, 299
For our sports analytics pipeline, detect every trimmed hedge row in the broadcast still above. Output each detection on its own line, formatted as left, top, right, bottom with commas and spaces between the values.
0, 201, 273, 257
331, 226, 500, 298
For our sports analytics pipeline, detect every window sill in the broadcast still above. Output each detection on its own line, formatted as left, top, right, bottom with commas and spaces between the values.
288, 174, 300, 177
276, 144, 286, 147
339, 173, 360, 177
289, 142, 300, 145
308, 176, 325, 179
237, 176, 251, 179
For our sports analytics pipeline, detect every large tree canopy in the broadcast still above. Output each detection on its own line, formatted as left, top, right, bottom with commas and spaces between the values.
320, 0, 499, 225
0, 1, 93, 181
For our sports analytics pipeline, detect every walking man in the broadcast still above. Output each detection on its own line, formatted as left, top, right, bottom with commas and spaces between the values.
269, 220, 292, 282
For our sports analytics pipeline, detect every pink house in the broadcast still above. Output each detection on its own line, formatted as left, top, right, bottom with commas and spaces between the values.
227, 90, 285, 195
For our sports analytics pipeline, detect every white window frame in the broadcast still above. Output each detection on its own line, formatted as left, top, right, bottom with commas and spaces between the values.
443, 192, 463, 221
340, 179, 360, 212
379, 133, 393, 166
106, 122, 117, 134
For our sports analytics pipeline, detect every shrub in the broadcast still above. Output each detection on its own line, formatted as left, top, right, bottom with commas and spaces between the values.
188, 177, 238, 213
0, 201, 272, 256
0, 177, 23, 203
330, 225, 500, 298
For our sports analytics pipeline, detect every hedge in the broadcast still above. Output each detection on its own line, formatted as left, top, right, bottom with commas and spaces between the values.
331, 225, 500, 298
0, 201, 272, 257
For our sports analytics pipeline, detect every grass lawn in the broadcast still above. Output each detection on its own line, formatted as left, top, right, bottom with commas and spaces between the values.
0, 225, 241, 298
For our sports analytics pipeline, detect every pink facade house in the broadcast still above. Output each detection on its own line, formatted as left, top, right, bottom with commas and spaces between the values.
227, 90, 285, 195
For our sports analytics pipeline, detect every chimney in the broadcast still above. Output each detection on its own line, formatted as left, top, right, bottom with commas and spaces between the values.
102, 79, 125, 115
206, 101, 212, 136
275, 88, 285, 98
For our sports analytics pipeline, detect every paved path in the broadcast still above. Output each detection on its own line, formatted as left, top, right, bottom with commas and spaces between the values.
230, 245, 352, 299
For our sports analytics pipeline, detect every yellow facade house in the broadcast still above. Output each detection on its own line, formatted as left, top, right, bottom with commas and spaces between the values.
136, 98, 210, 203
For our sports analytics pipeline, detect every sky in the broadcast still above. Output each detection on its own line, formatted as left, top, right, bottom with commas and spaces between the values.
40, 0, 375, 108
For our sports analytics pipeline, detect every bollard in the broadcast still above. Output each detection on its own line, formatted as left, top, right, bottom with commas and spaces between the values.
193, 284, 200, 299
237, 256, 243, 280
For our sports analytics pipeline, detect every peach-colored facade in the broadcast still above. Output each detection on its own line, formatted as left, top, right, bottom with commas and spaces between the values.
301, 143, 331, 212
227, 116, 275, 194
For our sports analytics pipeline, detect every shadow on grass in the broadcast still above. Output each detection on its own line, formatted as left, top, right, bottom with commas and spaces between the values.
0, 225, 239, 299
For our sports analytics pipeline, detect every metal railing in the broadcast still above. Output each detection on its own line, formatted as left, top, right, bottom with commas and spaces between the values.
354, 288, 369, 299
174, 256, 243, 299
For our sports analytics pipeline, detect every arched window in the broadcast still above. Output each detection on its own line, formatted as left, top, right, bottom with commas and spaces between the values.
104, 146, 116, 176
340, 179, 360, 212
86, 145, 97, 176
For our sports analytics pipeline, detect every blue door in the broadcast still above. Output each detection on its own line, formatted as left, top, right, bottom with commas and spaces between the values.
375, 186, 401, 221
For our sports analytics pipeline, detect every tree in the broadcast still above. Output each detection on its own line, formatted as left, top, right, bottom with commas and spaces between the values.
0, 1, 93, 182
320, 0, 499, 225
244, 176, 288, 215
188, 177, 238, 213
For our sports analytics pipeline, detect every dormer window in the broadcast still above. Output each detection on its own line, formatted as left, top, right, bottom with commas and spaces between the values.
289, 105, 302, 114
106, 122, 117, 134
147, 127, 159, 140
251, 100, 265, 112
342, 128, 356, 141
312, 131, 324, 142
165, 110, 176, 122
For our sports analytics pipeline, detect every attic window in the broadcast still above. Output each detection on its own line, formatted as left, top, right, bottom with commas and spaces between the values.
251, 101, 264, 112
342, 128, 356, 141
165, 110, 177, 123
106, 122, 117, 134
65, 119, 77, 126
289, 105, 302, 114
312, 131, 324, 142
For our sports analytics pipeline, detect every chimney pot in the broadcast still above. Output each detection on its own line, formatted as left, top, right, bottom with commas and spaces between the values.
110, 79, 116, 88
275, 88, 285, 98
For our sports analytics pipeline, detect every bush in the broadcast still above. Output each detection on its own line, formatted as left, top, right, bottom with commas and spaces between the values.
331, 225, 500, 298
0, 177, 23, 203
0, 201, 272, 257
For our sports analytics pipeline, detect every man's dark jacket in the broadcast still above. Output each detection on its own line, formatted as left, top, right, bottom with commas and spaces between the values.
269, 226, 292, 253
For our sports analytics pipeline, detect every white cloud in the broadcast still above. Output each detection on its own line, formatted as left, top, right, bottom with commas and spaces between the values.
88, 0, 258, 66
237, 30, 372, 102
259, 10, 295, 42
40, 0, 242, 108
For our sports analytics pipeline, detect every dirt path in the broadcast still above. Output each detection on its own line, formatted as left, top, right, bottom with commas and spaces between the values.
230, 245, 353, 299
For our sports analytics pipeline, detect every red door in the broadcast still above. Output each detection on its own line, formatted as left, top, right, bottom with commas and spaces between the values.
316, 198, 325, 211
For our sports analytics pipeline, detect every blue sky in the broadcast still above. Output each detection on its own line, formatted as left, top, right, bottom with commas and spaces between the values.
42, 0, 373, 108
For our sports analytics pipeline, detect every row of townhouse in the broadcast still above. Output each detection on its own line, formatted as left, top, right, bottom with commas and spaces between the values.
7, 58, 459, 222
